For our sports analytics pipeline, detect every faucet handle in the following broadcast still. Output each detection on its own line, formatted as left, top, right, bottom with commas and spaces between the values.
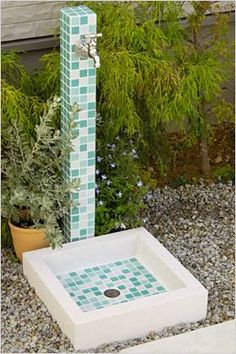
84, 33, 102, 39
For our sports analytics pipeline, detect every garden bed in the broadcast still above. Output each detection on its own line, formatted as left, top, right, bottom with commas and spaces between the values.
1, 182, 234, 353
154, 122, 235, 187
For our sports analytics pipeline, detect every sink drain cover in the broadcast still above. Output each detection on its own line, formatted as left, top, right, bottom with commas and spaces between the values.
103, 289, 120, 298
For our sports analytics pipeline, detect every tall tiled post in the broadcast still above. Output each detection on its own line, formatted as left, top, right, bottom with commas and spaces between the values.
60, 6, 96, 241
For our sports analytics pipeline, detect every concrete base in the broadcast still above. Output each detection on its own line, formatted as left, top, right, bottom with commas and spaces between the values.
120, 320, 236, 354
23, 227, 208, 350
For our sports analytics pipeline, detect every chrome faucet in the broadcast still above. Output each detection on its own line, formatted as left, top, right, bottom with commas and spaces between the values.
76, 33, 102, 68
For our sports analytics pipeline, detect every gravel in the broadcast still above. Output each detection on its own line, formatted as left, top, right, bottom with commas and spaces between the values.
1, 181, 235, 353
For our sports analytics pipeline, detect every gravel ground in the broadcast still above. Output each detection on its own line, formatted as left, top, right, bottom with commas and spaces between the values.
1, 181, 235, 353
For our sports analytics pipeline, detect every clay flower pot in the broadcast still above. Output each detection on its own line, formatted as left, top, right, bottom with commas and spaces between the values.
8, 221, 49, 263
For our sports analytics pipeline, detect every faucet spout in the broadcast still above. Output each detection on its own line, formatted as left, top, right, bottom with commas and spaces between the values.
92, 54, 100, 68
89, 47, 101, 68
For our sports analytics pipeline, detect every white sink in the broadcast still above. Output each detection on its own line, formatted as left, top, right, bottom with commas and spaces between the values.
23, 227, 208, 350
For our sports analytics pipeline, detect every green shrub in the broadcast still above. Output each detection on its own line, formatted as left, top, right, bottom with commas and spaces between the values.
1, 51, 45, 139
2, 97, 80, 248
213, 165, 235, 183
176, 2, 234, 174
171, 176, 190, 188
1, 218, 13, 248
95, 135, 148, 235
32, 51, 60, 100
35, 2, 234, 175
1, 51, 31, 91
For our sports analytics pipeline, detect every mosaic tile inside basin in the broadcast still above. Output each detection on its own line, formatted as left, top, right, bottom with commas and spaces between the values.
56, 257, 166, 312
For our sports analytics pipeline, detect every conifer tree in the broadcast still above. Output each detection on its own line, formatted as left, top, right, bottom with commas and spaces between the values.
176, 2, 234, 174
8, 2, 233, 174
78, 1, 234, 173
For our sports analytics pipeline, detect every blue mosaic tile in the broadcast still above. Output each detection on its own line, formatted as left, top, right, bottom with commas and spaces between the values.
56, 257, 166, 312
60, 6, 97, 242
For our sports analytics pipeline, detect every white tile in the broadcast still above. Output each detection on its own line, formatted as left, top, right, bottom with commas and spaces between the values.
70, 70, 80, 79
79, 60, 89, 69
79, 111, 88, 119
71, 161, 79, 169
88, 93, 96, 102
87, 205, 95, 213
79, 127, 88, 137
70, 34, 80, 44
79, 191, 88, 199
79, 77, 89, 86
80, 24, 89, 35
89, 13, 96, 25
71, 230, 78, 238
87, 166, 95, 175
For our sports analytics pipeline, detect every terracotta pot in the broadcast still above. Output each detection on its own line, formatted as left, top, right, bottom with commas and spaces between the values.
8, 221, 49, 263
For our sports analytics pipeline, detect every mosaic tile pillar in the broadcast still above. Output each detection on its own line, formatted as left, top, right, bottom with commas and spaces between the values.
60, 6, 97, 242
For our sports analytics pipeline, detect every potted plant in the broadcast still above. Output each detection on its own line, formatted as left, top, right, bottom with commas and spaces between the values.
1, 97, 80, 262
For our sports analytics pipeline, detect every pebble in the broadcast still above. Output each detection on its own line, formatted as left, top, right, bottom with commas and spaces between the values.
1, 182, 234, 353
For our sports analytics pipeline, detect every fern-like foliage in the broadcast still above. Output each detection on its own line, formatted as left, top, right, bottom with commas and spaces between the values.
12, 1, 233, 170
1, 80, 44, 138
1, 51, 31, 91
32, 51, 61, 99
1, 51, 45, 141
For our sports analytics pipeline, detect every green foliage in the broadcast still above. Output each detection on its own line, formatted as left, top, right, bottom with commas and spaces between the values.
171, 176, 190, 188
213, 165, 235, 183
95, 136, 148, 235
177, 2, 234, 174
36, 2, 186, 161
1, 79, 44, 138
1, 218, 13, 248
1, 51, 45, 139
40, 1, 233, 173
1, 97, 80, 249
32, 51, 60, 99
181, 3, 233, 133
1, 51, 31, 91
92, 1, 185, 149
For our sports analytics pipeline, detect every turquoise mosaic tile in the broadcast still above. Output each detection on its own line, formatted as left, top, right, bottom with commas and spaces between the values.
60, 6, 97, 242
56, 257, 166, 312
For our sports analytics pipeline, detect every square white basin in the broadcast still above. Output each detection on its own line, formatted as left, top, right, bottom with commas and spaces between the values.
23, 227, 208, 350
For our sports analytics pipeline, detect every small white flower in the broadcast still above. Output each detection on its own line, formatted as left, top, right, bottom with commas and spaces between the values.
110, 162, 116, 168
101, 175, 107, 180
107, 144, 111, 148
137, 181, 143, 187
116, 191, 122, 198
143, 218, 148, 223
98, 200, 104, 205
132, 148, 137, 154
115, 136, 120, 140
96, 189, 100, 195
111, 144, 116, 149
96, 169, 100, 175
97, 156, 102, 162
120, 223, 126, 229
107, 180, 112, 186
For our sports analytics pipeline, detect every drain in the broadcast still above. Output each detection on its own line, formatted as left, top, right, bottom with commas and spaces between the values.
103, 289, 120, 298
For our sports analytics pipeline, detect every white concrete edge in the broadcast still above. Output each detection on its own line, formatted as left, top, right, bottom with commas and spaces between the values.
23, 228, 208, 325
119, 320, 236, 354
139, 229, 208, 291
